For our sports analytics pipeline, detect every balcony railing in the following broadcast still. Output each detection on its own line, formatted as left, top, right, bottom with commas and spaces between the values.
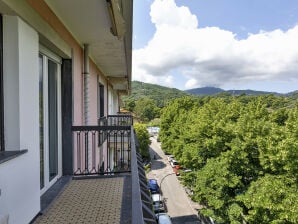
131, 130, 157, 224
72, 115, 156, 223
98, 114, 133, 126
72, 125, 131, 175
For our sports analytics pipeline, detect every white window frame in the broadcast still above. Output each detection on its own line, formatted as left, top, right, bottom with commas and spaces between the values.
39, 45, 62, 195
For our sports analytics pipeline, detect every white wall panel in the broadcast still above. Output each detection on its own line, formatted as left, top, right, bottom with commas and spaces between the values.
0, 15, 40, 224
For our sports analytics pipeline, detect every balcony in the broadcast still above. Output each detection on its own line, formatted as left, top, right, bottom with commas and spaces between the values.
33, 115, 156, 224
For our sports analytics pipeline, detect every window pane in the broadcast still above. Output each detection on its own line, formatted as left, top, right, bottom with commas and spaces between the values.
48, 59, 58, 181
99, 84, 104, 117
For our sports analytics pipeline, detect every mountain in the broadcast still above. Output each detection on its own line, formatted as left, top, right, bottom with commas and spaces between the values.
122, 81, 189, 107
186, 87, 224, 95
123, 82, 297, 106
186, 87, 280, 96
286, 90, 298, 99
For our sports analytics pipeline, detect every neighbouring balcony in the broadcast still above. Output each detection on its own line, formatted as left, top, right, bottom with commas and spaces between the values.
34, 115, 156, 224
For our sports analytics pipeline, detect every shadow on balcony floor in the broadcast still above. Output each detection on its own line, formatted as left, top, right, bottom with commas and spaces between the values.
33, 175, 131, 224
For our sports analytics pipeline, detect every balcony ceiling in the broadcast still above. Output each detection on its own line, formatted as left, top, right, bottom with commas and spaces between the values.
45, 0, 132, 91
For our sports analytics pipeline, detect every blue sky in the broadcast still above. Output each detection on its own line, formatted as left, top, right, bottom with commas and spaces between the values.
132, 0, 298, 93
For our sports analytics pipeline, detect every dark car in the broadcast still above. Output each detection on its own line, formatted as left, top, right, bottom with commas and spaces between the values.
148, 179, 160, 193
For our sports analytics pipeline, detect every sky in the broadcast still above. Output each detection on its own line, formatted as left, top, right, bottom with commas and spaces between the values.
132, 0, 298, 93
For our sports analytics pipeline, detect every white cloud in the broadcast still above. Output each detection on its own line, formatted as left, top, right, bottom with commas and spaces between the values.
132, 0, 298, 90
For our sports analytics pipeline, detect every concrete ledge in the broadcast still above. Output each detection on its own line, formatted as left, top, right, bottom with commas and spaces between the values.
0, 149, 27, 164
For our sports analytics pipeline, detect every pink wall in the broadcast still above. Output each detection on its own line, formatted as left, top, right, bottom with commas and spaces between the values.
28, 0, 121, 174
28, 0, 109, 125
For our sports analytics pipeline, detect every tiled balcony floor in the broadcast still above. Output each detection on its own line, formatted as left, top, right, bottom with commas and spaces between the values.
34, 176, 131, 224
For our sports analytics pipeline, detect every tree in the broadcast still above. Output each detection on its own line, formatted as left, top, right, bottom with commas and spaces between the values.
238, 175, 298, 223
159, 96, 199, 154
160, 95, 298, 223
134, 98, 160, 122
134, 123, 151, 160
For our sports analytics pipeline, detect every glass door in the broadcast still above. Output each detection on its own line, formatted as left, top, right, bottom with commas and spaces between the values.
48, 60, 59, 181
39, 49, 62, 194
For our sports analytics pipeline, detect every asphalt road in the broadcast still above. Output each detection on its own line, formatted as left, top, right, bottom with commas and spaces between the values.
147, 137, 202, 224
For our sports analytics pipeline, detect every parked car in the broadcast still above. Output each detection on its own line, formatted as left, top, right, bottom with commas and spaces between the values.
170, 159, 179, 168
151, 193, 165, 213
167, 155, 174, 162
148, 179, 160, 193
156, 213, 172, 224
173, 167, 180, 176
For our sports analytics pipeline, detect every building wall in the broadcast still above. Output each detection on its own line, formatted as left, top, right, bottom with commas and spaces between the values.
0, 15, 40, 224
0, 0, 124, 222
27, 0, 109, 125
89, 61, 105, 125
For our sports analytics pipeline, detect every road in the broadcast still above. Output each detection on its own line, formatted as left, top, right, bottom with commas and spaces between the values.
147, 137, 202, 224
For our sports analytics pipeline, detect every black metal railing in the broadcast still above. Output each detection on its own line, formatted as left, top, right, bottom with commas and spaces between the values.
131, 128, 157, 224
72, 114, 156, 223
72, 125, 131, 175
98, 114, 133, 126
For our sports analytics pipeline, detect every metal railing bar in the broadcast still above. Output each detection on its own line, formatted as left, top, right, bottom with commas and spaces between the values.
72, 125, 131, 131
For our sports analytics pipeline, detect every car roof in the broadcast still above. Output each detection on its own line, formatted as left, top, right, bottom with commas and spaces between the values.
149, 179, 158, 184
151, 193, 162, 201
156, 213, 172, 224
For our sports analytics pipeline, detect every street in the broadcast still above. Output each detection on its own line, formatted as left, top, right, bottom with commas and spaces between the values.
147, 137, 202, 224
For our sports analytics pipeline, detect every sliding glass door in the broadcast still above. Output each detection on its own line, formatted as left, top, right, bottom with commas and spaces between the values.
39, 49, 62, 194
48, 60, 59, 181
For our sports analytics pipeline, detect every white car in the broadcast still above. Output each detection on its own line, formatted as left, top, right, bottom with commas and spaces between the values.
167, 155, 174, 162
170, 159, 179, 168
151, 194, 165, 213
156, 213, 172, 224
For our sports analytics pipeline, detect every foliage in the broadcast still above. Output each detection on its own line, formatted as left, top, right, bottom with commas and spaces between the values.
134, 123, 151, 160
147, 118, 161, 127
134, 97, 160, 122
122, 81, 189, 108
159, 94, 298, 223
121, 81, 189, 121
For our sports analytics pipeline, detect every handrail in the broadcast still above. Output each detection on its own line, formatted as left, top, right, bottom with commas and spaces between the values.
131, 127, 156, 224
72, 115, 155, 223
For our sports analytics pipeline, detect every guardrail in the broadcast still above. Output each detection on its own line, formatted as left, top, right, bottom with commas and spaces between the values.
98, 114, 133, 126
72, 125, 131, 175
72, 114, 156, 223
131, 127, 156, 224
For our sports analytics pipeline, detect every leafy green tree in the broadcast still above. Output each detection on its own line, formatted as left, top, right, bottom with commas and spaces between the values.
238, 175, 298, 223
159, 96, 199, 154
134, 123, 151, 160
160, 95, 298, 223
125, 100, 136, 112
134, 98, 160, 122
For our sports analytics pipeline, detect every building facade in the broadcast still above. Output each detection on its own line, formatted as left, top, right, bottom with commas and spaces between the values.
0, 0, 132, 223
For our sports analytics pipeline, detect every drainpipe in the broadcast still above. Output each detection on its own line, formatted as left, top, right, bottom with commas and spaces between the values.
83, 44, 90, 125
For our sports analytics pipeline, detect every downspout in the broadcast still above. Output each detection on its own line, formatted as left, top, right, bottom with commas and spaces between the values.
83, 44, 90, 125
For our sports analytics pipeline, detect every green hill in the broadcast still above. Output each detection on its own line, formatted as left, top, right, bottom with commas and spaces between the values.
122, 81, 189, 107
186, 86, 280, 96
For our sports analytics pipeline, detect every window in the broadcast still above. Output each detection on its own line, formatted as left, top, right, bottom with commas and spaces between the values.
39, 48, 62, 193
98, 83, 105, 118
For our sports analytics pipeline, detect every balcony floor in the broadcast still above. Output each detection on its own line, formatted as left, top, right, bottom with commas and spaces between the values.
34, 175, 131, 224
